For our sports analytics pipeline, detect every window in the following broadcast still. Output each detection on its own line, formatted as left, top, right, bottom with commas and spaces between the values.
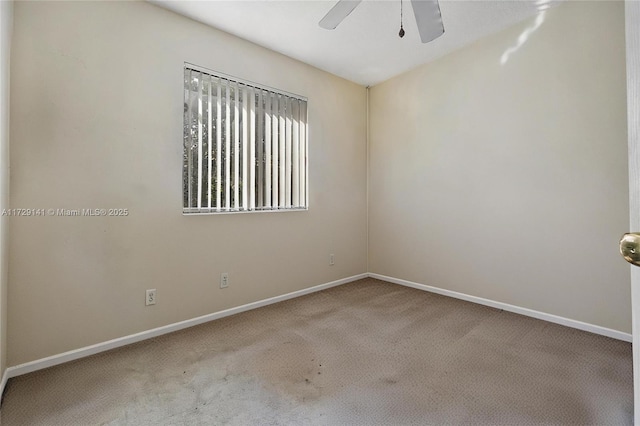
183, 64, 308, 214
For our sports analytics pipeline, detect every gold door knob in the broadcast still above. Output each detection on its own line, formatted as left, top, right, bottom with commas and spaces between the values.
620, 233, 640, 266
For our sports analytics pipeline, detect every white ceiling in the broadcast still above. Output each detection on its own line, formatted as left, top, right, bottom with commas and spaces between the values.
151, 0, 556, 86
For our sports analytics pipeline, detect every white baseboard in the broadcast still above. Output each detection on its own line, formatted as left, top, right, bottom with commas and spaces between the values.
0, 367, 8, 404
2, 271, 630, 390
369, 273, 632, 342
4, 273, 368, 381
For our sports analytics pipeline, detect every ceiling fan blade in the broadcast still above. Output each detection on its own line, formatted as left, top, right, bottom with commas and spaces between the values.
411, 0, 445, 43
319, 0, 363, 30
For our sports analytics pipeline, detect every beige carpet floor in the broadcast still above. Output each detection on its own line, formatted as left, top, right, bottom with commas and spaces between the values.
0, 278, 633, 425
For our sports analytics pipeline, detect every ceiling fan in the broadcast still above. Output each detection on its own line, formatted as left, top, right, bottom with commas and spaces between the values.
319, 0, 445, 44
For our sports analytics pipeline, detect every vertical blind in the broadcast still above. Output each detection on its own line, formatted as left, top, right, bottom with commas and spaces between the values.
183, 65, 308, 213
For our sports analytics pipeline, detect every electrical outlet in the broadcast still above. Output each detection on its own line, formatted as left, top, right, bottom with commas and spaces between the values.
220, 273, 229, 289
146, 289, 156, 306
329, 254, 335, 266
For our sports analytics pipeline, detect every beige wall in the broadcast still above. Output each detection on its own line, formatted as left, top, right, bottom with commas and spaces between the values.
8, 1, 367, 365
1, 0, 13, 379
369, 1, 631, 333
7, 0, 631, 368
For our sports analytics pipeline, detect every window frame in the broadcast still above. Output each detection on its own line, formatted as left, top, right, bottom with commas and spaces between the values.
182, 63, 309, 215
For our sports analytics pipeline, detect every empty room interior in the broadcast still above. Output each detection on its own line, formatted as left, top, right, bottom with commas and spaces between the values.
0, 0, 637, 424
